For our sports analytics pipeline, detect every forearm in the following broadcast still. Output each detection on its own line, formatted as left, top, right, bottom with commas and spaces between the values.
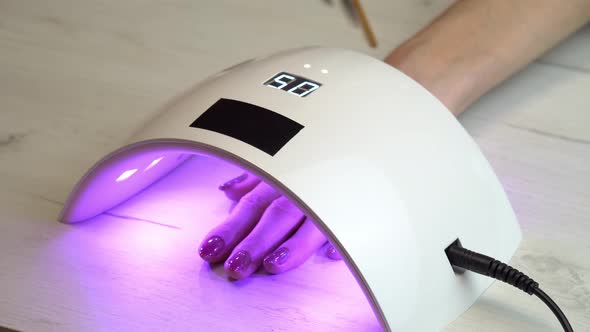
385, 0, 590, 115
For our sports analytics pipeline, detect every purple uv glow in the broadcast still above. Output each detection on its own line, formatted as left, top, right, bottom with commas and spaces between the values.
145, 157, 164, 171
62, 147, 189, 222
116, 169, 138, 182
59, 144, 381, 330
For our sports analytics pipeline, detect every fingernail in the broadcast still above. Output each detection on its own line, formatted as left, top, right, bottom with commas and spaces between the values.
226, 250, 251, 274
219, 173, 248, 191
326, 244, 341, 260
263, 247, 290, 269
199, 236, 225, 259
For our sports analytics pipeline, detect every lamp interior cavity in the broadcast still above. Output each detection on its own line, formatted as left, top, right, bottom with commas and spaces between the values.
61, 143, 381, 330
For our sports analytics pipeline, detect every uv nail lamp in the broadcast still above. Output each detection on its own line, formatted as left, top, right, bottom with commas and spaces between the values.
60, 47, 521, 331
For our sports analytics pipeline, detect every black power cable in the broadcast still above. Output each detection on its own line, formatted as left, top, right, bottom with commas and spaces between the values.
445, 240, 573, 332
532, 287, 573, 332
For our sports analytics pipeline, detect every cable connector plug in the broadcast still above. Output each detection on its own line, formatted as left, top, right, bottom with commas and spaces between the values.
444, 239, 573, 332
445, 239, 538, 294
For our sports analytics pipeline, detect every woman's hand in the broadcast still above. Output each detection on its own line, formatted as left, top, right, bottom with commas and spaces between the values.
199, 173, 341, 280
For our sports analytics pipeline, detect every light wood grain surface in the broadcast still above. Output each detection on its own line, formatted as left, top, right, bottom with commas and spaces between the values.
0, 1, 589, 331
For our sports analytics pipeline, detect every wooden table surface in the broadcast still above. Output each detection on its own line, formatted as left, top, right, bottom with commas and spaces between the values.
1, 1, 589, 331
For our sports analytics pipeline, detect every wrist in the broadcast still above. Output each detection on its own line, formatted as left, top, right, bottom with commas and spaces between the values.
384, 36, 484, 116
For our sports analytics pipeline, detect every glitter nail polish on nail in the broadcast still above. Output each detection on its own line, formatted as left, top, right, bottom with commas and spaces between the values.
263, 247, 290, 268
218, 173, 248, 191
199, 236, 225, 259
227, 250, 252, 273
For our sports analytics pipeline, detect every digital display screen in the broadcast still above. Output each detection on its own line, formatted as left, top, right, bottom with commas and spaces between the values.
263, 72, 321, 97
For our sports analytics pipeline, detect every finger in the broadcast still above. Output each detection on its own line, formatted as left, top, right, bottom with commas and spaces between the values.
224, 196, 305, 279
199, 182, 280, 263
218, 173, 261, 201
263, 218, 327, 274
325, 242, 342, 260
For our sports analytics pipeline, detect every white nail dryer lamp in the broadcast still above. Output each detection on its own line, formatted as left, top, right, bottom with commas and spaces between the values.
60, 47, 521, 331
